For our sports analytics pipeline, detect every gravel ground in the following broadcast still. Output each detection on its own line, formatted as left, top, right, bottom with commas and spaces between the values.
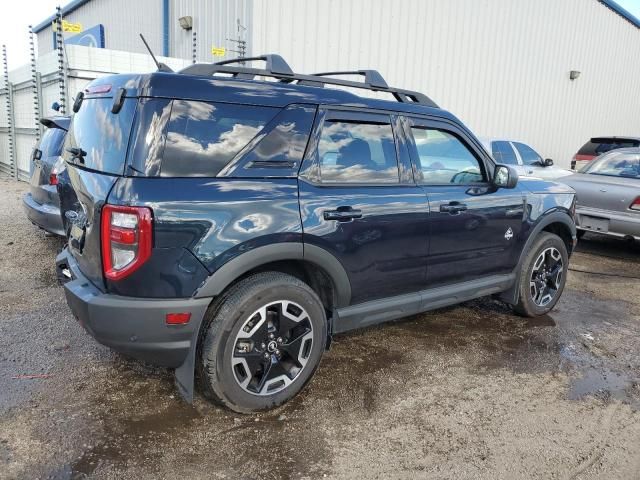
1, 176, 639, 479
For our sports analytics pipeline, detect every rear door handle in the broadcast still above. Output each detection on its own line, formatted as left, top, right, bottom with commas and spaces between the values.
323, 207, 363, 222
440, 202, 468, 214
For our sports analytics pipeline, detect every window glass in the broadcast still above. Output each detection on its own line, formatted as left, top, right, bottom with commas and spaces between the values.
579, 139, 640, 157
491, 141, 518, 165
318, 119, 399, 183
513, 142, 542, 165
63, 98, 137, 175
38, 128, 66, 158
584, 152, 640, 178
410, 127, 484, 184
161, 100, 278, 177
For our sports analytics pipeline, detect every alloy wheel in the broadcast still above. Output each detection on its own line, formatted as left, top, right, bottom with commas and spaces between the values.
529, 247, 564, 307
231, 300, 314, 396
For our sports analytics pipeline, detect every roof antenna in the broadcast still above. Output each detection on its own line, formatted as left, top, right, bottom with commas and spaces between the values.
139, 33, 173, 72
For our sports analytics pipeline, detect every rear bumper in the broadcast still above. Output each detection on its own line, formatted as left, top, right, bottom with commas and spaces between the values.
56, 248, 212, 367
22, 192, 64, 236
576, 206, 640, 240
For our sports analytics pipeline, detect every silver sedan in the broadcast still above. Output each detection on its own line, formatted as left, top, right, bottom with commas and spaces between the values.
560, 148, 640, 240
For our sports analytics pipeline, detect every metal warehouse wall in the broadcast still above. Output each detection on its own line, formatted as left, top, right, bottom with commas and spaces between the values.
37, 0, 164, 57
251, 0, 640, 167
170, 0, 252, 61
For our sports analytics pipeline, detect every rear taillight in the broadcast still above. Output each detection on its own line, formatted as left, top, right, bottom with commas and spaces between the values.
101, 204, 153, 280
630, 197, 640, 211
49, 157, 65, 186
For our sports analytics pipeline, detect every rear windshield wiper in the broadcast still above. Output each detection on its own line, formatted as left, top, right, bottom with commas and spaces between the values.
66, 147, 87, 164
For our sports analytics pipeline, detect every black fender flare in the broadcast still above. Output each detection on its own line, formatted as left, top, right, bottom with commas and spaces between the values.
498, 210, 576, 305
175, 242, 351, 403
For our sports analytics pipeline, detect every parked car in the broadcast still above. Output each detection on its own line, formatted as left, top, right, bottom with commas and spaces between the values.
481, 138, 573, 180
561, 148, 640, 241
571, 136, 640, 171
22, 117, 70, 236
55, 55, 577, 413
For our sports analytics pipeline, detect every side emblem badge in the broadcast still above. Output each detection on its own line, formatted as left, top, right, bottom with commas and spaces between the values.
504, 227, 514, 240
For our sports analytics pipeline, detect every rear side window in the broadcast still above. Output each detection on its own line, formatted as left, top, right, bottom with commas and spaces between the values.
63, 98, 137, 175
491, 141, 518, 165
161, 100, 278, 177
410, 127, 484, 184
318, 119, 399, 183
513, 142, 542, 165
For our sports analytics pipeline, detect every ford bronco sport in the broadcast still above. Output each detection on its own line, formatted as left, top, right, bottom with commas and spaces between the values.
56, 54, 577, 413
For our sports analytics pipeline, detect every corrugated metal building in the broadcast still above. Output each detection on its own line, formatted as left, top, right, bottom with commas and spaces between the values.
33, 0, 640, 167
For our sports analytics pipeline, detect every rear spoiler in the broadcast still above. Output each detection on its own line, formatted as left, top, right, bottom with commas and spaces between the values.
40, 116, 71, 131
590, 136, 640, 144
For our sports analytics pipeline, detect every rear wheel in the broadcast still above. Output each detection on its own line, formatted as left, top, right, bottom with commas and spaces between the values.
513, 232, 568, 317
198, 272, 327, 413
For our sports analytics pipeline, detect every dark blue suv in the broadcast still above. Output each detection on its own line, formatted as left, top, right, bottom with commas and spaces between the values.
56, 55, 576, 413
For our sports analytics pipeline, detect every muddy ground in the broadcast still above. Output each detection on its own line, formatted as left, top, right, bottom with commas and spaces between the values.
1, 177, 639, 479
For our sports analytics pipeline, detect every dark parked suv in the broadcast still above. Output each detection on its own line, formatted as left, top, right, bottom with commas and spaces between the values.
56, 55, 577, 412
23, 116, 70, 236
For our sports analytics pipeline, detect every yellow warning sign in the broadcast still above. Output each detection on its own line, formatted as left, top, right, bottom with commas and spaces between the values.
52, 20, 83, 33
211, 47, 226, 57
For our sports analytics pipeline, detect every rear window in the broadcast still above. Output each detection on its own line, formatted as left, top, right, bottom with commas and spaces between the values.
63, 98, 137, 175
161, 100, 278, 177
578, 139, 640, 157
38, 128, 66, 158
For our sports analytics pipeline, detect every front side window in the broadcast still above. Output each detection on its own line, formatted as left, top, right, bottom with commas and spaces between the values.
318, 119, 399, 183
161, 100, 278, 177
513, 142, 542, 165
491, 141, 518, 165
410, 127, 484, 184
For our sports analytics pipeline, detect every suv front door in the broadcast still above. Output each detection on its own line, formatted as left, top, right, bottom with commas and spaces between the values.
299, 108, 429, 305
404, 117, 525, 287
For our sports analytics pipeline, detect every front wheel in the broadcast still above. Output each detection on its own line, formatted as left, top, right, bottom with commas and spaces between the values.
513, 232, 569, 317
198, 272, 327, 413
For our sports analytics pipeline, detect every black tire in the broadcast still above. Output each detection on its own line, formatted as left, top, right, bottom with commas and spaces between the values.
513, 232, 568, 317
197, 272, 327, 413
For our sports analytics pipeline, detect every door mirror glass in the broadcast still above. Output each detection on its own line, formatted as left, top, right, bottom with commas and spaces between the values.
544, 158, 554, 167
493, 164, 518, 189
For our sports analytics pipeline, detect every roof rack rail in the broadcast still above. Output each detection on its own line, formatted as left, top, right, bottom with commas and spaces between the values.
178, 54, 438, 107
311, 70, 389, 89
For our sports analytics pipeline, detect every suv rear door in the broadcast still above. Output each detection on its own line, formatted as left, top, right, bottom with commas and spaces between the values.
29, 118, 68, 205
404, 116, 525, 287
60, 94, 138, 288
298, 108, 429, 305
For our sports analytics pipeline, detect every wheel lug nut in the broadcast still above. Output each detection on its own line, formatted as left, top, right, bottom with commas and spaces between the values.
275, 349, 281, 356
261, 343, 266, 349
269, 333, 275, 339
277, 337, 283, 344
264, 353, 270, 359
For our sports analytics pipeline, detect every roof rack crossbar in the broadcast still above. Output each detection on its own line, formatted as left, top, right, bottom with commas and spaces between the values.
311, 70, 389, 89
178, 57, 438, 108
213, 54, 294, 76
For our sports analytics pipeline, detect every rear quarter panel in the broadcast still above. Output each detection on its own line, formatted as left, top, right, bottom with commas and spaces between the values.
107, 177, 302, 297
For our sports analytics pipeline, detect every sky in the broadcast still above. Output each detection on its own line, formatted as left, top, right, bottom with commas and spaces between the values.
1, 0, 640, 69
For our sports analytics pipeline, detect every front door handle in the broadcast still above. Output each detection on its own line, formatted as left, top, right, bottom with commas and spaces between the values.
440, 202, 468, 214
324, 207, 363, 222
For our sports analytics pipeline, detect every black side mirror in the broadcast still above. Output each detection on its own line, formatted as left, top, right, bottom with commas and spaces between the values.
544, 158, 554, 167
493, 164, 518, 189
